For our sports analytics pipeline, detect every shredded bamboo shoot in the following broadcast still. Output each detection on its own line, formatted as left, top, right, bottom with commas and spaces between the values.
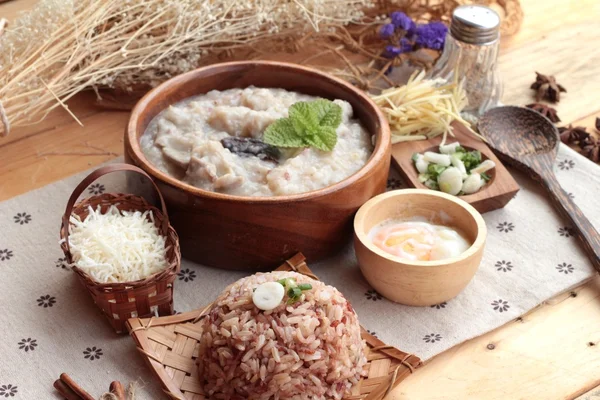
370, 71, 483, 145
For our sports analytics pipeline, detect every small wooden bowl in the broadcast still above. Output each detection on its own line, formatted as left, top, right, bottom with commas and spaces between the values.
353, 189, 487, 306
125, 61, 391, 270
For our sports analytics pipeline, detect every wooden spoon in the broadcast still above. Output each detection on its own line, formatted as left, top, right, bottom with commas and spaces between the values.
478, 106, 600, 273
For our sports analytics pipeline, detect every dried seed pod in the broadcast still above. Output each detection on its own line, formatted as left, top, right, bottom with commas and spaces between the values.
220, 137, 280, 163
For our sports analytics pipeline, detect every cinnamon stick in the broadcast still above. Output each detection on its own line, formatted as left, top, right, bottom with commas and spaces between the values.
53, 379, 82, 400
109, 381, 126, 400
58, 373, 95, 400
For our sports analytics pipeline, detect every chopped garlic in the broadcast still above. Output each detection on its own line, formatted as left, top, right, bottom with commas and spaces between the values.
64, 205, 168, 283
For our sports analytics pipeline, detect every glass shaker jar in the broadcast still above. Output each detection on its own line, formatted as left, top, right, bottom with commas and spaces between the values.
429, 5, 502, 119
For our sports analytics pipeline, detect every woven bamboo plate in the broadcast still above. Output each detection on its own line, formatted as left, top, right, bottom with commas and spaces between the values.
127, 253, 422, 400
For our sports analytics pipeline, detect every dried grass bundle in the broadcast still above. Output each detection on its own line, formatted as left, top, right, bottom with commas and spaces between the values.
0, 0, 369, 136
0, 0, 522, 136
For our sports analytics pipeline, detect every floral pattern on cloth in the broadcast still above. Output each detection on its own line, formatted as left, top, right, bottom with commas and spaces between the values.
0, 249, 13, 261
87, 183, 105, 195
0, 145, 597, 398
13, 212, 31, 225
495, 260, 514, 272
17, 338, 38, 352
0, 385, 17, 397
178, 269, 196, 282
83, 347, 103, 361
36, 295, 56, 308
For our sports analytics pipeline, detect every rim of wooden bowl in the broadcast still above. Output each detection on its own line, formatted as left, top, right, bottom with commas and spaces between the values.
126, 60, 391, 204
354, 189, 487, 267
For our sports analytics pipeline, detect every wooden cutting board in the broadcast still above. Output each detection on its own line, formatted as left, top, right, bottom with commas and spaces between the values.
391, 122, 520, 213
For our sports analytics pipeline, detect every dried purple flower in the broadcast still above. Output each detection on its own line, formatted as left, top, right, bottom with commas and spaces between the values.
406, 20, 417, 39
415, 22, 448, 50
379, 23, 395, 39
399, 37, 413, 53
390, 12, 413, 31
382, 38, 413, 59
383, 45, 403, 59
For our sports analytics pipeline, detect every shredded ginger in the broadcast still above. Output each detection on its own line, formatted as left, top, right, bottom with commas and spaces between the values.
370, 70, 482, 145
65, 205, 168, 283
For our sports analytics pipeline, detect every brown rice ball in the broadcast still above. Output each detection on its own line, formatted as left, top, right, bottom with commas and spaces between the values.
197, 271, 367, 400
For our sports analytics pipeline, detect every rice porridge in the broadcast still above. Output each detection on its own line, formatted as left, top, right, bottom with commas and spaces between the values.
140, 86, 373, 196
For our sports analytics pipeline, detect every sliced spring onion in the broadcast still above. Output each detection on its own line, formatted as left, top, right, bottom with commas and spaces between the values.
253, 282, 285, 311
425, 179, 439, 190
462, 173, 485, 194
438, 167, 463, 195
412, 141, 494, 196
415, 154, 429, 173
471, 159, 496, 174
450, 154, 467, 178
439, 142, 461, 154
423, 151, 451, 166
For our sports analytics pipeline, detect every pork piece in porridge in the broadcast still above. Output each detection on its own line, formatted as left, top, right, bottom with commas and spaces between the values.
140, 86, 373, 196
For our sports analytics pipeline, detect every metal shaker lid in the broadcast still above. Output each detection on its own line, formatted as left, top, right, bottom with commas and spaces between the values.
450, 5, 500, 45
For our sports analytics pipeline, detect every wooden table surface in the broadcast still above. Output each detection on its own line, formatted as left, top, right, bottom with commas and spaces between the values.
1, 1, 600, 399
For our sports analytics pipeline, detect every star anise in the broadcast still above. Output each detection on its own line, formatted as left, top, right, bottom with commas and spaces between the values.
530, 72, 566, 103
582, 136, 600, 163
558, 125, 589, 145
526, 103, 560, 123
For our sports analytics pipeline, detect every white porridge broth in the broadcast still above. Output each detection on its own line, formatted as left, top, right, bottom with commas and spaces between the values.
140, 86, 373, 196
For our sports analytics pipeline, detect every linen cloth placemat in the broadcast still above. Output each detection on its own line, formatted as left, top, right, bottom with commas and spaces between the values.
0, 144, 596, 399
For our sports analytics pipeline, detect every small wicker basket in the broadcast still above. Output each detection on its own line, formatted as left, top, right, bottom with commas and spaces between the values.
60, 164, 181, 334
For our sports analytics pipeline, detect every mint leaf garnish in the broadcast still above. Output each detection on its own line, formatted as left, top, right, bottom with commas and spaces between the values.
263, 99, 342, 152
288, 101, 319, 134
305, 126, 337, 152
263, 118, 304, 148
311, 99, 342, 128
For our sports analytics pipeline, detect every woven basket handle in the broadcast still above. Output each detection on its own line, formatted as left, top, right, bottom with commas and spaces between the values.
62, 164, 169, 253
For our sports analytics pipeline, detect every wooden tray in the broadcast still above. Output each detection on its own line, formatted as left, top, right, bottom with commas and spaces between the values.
127, 253, 422, 400
391, 122, 520, 213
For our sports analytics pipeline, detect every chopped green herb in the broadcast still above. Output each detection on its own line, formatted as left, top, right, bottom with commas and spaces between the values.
278, 278, 296, 288
411, 153, 420, 162
263, 99, 342, 152
278, 278, 312, 305
455, 146, 466, 153
425, 179, 439, 190
481, 172, 491, 182
462, 150, 482, 171
418, 173, 429, 183
427, 163, 446, 180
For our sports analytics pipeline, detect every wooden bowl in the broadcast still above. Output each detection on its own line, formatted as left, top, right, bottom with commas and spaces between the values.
125, 61, 391, 270
353, 189, 487, 306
